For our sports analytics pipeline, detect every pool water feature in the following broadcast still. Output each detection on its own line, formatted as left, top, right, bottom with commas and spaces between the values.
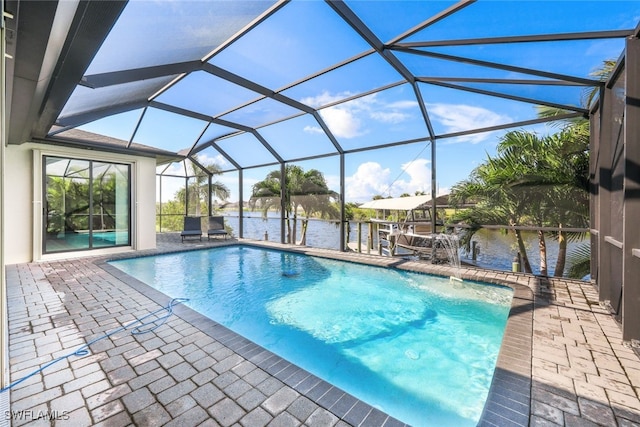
436, 233, 462, 280
108, 246, 513, 426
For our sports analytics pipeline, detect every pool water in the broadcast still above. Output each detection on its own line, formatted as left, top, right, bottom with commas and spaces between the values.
108, 246, 513, 426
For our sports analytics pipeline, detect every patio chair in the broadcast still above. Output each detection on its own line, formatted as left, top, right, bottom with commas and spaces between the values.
207, 216, 228, 240
181, 216, 202, 242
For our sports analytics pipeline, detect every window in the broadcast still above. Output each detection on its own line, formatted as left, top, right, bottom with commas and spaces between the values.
44, 156, 131, 253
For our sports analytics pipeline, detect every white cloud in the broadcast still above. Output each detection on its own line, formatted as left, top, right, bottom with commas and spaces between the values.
303, 125, 324, 134
304, 91, 418, 139
300, 90, 353, 108
320, 106, 366, 139
372, 158, 431, 198
196, 152, 230, 169
344, 159, 437, 203
302, 91, 367, 138
370, 111, 409, 124
387, 100, 419, 109
345, 162, 392, 202
427, 103, 511, 144
394, 158, 431, 194
324, 174, 340, 191
436, 186, 450, 197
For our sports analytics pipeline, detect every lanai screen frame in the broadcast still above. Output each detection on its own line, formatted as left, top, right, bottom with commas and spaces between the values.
63, 0, 621, 250
22, 0, 636, 254
590, 30, 640, 343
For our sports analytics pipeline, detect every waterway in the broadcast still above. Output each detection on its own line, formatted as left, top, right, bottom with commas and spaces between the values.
223, 211, 588, 278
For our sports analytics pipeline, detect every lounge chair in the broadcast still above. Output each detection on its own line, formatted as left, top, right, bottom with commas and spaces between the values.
207, 216, 228, 240
181, 216, 202, 242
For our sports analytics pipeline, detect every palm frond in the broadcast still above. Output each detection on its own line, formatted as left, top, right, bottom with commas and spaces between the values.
566, 242, 591, 279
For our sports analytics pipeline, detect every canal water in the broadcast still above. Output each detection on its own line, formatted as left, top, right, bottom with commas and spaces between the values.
223, 212, 588, 278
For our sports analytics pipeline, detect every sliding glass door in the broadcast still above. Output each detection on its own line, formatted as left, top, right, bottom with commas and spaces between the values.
44, 156, 131, 253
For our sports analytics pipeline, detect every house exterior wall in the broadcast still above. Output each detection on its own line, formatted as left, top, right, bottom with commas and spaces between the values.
5, 144, 33, 264
4, 142, 157, 264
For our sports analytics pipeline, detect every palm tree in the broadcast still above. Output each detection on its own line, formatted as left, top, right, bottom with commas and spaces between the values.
493, 131, 555, 275
583, 59, 617, 108
46, 169, 92, 234
510, 117, 589, 276
531, 60, 608, 276
46, 175, 74, 235
450, 127, 590, 276
565, 242, 591, 279
494, 129, 589, 276
450, 135, 536, 274
292, 168, 339, 245
93, 165, 119, 231
250, 167, 290, 240
542, 128, 589, 276
250, 165, 338, 245
174, 156, 230, 217
453, 60, 610, 277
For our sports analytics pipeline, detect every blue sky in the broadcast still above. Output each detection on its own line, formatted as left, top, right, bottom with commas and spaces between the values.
73, 0, 640, 205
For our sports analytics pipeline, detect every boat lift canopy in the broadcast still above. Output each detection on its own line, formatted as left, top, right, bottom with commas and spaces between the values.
360, 194, 450, 212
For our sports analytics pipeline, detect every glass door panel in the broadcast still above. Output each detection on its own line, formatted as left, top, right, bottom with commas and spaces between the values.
45, 158, 91, 252
44, 156, 131, 253
92, 162, 131, 248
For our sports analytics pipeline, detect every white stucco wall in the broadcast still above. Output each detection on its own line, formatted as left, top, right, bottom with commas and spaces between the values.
4, 143, 157, 264
134, 153, 157, 252
4, 144, 33, 264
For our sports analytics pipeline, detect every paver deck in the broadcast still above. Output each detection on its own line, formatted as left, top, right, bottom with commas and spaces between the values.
4, 233, 640, 426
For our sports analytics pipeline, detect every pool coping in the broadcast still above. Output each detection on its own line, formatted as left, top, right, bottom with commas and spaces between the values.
99, 240, 533, 426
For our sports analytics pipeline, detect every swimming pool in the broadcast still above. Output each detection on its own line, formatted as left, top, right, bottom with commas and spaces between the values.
108, 245, 513, 426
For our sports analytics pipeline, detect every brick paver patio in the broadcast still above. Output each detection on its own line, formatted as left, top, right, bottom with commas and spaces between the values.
4, 233, 640, 426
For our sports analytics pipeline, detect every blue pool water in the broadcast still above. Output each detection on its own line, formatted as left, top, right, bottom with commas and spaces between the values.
108, 246, 513, 426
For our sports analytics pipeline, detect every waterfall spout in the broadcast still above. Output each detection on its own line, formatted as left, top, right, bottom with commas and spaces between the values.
436, 233, 462, 280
